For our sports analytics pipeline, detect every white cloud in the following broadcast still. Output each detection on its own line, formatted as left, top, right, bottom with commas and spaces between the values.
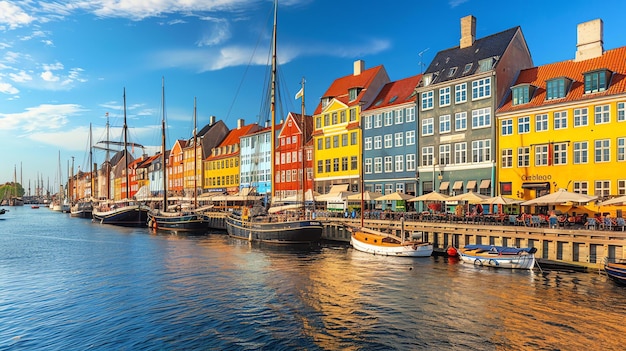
449, 0, 469, 8
41, 39, 54, 46
197, 18, 231, 47
0, 103, 86, 132
0, 81, 19, 94
9, 70, 32, 83
40, 70, 59, 82
0, 1, 35, 29
43, 62, 64, 71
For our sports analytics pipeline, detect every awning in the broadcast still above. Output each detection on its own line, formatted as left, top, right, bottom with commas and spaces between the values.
521, 182, 550, 189
439, 181, 450, 191
479, 179, 491, 189
466, 180, 477, 190
452, 181, 464, 190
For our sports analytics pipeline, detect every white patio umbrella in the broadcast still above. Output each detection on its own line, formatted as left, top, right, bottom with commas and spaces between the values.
599, 194, 626, 206
521, 189, 598, 205
408, 191, 450, 202
376, 191, 415, 201
446, 191, 491, 204
481, 195, 524, 205
346, 191, 383, 201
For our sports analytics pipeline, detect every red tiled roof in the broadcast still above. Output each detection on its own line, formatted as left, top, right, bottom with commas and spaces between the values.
364, 74, 422, 111
313, 65, 385, 115
345, 121, 360, 130
499, 46, 626, 113
217, 124, 259, 147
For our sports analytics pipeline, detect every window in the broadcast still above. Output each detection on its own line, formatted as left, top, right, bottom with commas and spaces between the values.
471, 77, 491, 100
573, 141, 588, 164
448, 67, 457, 77
554, 111, 567, 130
406, 154, 416, 171
422, 146, 434, 166
422, 118, 434, 136
502, 119, 513, 136
342, 157, 348, 171
574, 108, 588, 127
535, 114, 548, 132
618, 102, 625, 122
471, 108, 491, 129
595, 180, 610, 198
439, 115, 451, 134
405, 130, 415, 145
595, 139, 610, 162
512, 86, 530, 105
374, 157, 382, 173
573, 181, 588, 194
619, 180, 626, 195
340, 111, 346, 123
349, 88, 358, 101
395, 132, 403, 147
535, 145, 549, 166
594, 105, 610, 124
325, 137, 330, 149
421, 91, 434, 110
553, 143, 567, 165
333, 135, 339, 148
463, 63, 473, 74
395, 109, 403, 124
477, 57, 495, 72
342, 133, 348, 147
350, 109, 356, 121
455, 112, 467, 131
351, 132, 357, 145
317, 138, 323, 150
332, 113, 338, 125
374, 114, 382, 128
439, 144, 451, 165
325, 159, 330, 172
384, 134, 392, 148
455, 83, 467, 104
471, 139, 491, 163
364, 115, 372, 129
384, 156, 393, 172
364, 158, 372, 174
501, 149, 513, 168
439, 87, 451, 107
518, 147, 530, 167
351, 156, 358, 170
364, 137, 372, 150
546, 78, 567, 100
374, 136, 382, 149
384, 112, 393, 126
405, 107, 415, 122
395, 155, 404, 172
324, 114, 329, 126
455, 143, 467, 164
618, 137, 625, 162
518, 116, 530, 134
584, 70, 610, 94
315, 117, 321, 129
333, 158, 339, 172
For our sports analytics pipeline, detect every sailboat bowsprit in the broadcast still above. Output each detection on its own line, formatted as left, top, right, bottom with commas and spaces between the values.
224, 0, 323, 245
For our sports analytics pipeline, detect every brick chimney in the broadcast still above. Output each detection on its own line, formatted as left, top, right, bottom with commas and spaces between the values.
460, 15, 476, 49
237, 118, 244, 129
354, 60, 365, 76
574, 19, 603, 62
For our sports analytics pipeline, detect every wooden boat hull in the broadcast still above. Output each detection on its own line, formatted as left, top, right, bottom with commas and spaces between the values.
93, 205, 149, 227
458, 245, 536, 269
147, 212, 208, 233
350, 228, 433, 257
225, 214, 323, 245
604, 262, 626, 285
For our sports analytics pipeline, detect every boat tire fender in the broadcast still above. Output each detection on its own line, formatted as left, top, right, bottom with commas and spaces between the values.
474, 259, 482, 266
489, 259, 499, 266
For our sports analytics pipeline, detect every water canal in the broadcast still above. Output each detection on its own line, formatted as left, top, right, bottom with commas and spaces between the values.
0, 206, 624, 350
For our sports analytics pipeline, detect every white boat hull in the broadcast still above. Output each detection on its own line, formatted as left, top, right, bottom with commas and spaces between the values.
458, 249, 536, 269
350, 228, 433, 257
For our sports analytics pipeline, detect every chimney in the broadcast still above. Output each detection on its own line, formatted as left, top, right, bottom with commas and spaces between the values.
353, 60, 365, 76
574, 19, 603, 62
237, 118, 244, 129
209, 115, 216, 125
460, 15, 476, 49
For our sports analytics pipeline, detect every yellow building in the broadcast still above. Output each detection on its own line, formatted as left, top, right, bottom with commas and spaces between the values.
497, 19, 626, 216
204, 120, 259, 194
312, 60, 390, 194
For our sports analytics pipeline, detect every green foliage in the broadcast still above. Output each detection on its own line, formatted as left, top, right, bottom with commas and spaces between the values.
0, 182, 24, 198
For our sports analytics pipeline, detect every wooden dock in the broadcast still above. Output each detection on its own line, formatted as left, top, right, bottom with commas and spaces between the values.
321, 217, 626, 272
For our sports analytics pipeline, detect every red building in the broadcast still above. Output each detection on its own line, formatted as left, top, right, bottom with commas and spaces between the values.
275, 112, 314, 199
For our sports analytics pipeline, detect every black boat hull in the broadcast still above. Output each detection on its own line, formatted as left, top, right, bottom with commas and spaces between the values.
226, 214, 323, 244
147, 213, 208, 233
93, 205, 148, 227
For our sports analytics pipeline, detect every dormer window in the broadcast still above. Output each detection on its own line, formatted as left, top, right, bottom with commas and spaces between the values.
511, 84, 535, 105
546, 77, 572, 100
321, 97, 331, 109
422, 74, 433, 86
448, 67, 457, 77
349, 88, 359, 101
463, 63, 473, 74
477, 57, 497, 73
584, 69, 611, 94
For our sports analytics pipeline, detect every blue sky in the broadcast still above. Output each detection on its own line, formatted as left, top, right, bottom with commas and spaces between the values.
1, 0, 625, 192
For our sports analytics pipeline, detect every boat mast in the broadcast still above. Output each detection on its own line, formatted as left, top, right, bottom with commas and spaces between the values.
123, 88, 129, 200
89, 123, 94, 200
298, 77, 306, 215
161, 78, 168, 211
193, 97, 198, 208
270, 0, 277, 205
105, 112, 111, 200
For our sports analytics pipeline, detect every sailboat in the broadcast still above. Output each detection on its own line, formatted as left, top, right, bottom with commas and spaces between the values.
71, 124, 94, 218
51, 152, 64, 212
147, 80, 207, 233
225, 0, 323, 245
92, 89, 149, 227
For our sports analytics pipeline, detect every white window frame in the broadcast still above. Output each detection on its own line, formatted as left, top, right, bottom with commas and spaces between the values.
374, 114, 383, 128
439, 86, 451, 107
518, 146, 530, 167
455, 83, 467, 104
553, 142, 568, 165
395, 155, 404, 172
395, 109, 403, 124
395, 132, 403, 147
384, 134, 393, 148
405, 130, 415, 145
455, 112, 467, 131
405, 107, 415, 122
554, 111, 568, 130
595, 139, 610, 163
384, 156, 393, 172
535, 114, 548, 132
471, 139, 491, 163
573, 141, 588, 164
374, 157, 382, 173
594, 104, 610, 125
421, 91, 434, 111
422, 146, 434, 166
406, 154, 416, 171
501, 148, 513, 168
439, 144, 451, 165
422, 118, 434, 136
364, 137, 372, 150
471, 77, 491, 101
518, 116, 530, 134
574, 108, 588, 127
454, 143, 467, 164
471, 107, 491, 129
364, 115, 372, 129
501, 119, 513, 136
439, 115, 451, 134
374, 136, 382, 149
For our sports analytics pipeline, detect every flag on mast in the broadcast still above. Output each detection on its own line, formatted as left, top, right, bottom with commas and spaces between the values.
295, 87, 303, 100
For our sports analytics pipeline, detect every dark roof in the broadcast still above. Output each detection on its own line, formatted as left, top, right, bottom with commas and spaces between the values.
424, 27, 519, 85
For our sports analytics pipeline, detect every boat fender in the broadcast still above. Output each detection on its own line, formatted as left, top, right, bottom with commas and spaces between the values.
412, 243, 418, 250
474, 259, 482, 266
489, 259, 499, 266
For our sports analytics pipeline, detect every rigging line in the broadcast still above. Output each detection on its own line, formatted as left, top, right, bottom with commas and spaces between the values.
225, 4, 275, 124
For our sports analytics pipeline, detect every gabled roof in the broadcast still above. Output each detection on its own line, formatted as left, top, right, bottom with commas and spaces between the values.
499, 46, 626, 113
365, 74, 422, 112
278, 112, 313, 143
218, 123, 259, 147
423, 27, 520, 85
314, 65, 386, 115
